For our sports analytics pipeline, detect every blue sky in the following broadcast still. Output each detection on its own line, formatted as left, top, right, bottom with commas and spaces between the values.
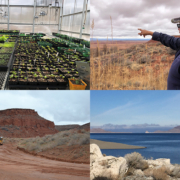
91, 91, 180, 126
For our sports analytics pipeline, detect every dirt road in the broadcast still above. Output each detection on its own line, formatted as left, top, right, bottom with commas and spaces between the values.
0, 144, 89, 180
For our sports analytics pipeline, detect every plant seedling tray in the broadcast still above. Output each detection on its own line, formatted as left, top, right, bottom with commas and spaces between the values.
0, 54, 13, 71
8, 83, 68, 90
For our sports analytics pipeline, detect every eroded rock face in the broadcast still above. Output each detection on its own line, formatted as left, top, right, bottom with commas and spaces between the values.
90, 144, 128, 180
147, 158, 171, 168
0, 109, 58, 138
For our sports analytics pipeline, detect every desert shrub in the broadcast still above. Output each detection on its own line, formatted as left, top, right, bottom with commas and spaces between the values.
152, 166, 169, 180
126, 81, 132, 87
1, 127, 9, 131
167, 48, 176, 55
136, 55, 154, 64
157, 42, 162, 46
124, 167, 134, 177
103, 44, 108, 54
68, 133, 89, 146
133, 82, 141, 88
139, 44, 145, 48
126, 48, 133, 53
153, 49, 159, 54
130, 63, 143, 71
159, 49, 163, 53
26, 143, 40, 152
161, 55, 167, 62
125, 152, 148, 170
18, 129, 89, 152
131, 51, 136, 55
145, 66, 153, 73
155, 64, 159, 70
123, 60, 133, 66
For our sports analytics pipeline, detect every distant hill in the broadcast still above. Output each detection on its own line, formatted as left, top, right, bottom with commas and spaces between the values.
78, 123, 90, 131
56, 123, 90, 132
154, 126, 180, 133
55, 125, 80, 131
90, 128, 112, 133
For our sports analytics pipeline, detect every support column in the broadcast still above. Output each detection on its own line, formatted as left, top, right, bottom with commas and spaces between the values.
58, 0, 64, 33
8, 0, 9, 30
33, 0, 36, 33
79, 0, 87, 39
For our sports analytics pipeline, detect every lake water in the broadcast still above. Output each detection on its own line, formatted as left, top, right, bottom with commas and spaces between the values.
90, 133, 180, 164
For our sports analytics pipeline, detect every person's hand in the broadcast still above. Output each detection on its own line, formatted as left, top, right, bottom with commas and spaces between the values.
138, 29, 153, 38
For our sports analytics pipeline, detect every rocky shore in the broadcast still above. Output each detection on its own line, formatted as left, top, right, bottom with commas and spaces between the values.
90, 144, 180, 180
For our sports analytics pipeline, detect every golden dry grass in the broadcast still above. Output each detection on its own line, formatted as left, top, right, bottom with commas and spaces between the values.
90, 42, 175, 90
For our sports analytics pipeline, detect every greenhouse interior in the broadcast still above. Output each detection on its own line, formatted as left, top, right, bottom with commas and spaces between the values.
0, 0, 90, 90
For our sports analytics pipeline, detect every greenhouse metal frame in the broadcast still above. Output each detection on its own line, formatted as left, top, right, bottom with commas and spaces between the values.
0, 0, 90, 40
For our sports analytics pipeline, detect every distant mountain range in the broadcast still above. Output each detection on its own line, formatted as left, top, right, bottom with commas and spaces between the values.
154, 126, 180, 133
90, 128, 112, 133
90, 38, 150, 41
91, 124, 177, 133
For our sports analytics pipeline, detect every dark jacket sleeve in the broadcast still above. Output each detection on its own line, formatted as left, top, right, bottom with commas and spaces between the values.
152, 32, 180, 50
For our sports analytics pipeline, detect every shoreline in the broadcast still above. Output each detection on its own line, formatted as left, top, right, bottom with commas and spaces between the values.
90, 139, 146, 149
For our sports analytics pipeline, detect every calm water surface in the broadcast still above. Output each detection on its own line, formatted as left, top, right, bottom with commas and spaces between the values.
90, 133, 180, 164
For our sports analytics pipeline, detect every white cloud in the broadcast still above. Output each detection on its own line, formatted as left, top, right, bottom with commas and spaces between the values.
0, 91, 90, 125
91, 0, 180, 38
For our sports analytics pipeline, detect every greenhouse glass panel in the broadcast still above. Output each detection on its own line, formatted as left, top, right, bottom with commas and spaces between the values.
9, 0, 34, 5
63, 0, 75, 15
82, 34, 89, 41
87, 0, 90, 10
10, 25, 33, 32
10, 7, 33, 23
34, 7, 60, 24
75, 0, 83, 13
0, 24, 7, 30
71, 13, 82, 32
61, 16, 71, 31
34, 25, 58, 33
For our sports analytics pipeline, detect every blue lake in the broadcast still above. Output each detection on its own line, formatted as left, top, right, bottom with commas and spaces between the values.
90, 133, 180, 164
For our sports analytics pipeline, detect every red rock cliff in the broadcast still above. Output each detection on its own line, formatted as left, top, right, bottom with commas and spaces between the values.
0, 109, 58, 138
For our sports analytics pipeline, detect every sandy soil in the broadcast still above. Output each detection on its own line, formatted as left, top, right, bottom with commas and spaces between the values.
91, 139, 146, 149
0, 143, 89, 180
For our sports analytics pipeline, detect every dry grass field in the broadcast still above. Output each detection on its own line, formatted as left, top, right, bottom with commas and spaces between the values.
90, 40, 176, 90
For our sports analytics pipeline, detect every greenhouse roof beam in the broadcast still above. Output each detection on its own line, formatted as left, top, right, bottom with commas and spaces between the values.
60, 29, 89, 36
0, 5, 60, 8
0, 22, 58, 25
59, 10, 90, 17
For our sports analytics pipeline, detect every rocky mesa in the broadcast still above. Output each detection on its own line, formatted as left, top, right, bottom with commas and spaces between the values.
0, 108, 58, 138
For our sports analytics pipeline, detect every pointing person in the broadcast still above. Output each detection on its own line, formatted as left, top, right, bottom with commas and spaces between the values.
138, 27, 180, 90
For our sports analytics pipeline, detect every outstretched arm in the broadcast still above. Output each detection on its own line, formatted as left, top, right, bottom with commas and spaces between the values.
138, 28, 180, 50
138, 29, 153, 37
